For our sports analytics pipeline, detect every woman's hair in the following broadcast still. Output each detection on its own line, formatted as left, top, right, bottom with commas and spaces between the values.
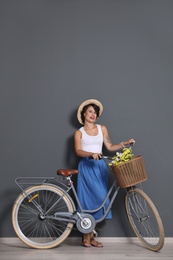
80, 103, 100, 124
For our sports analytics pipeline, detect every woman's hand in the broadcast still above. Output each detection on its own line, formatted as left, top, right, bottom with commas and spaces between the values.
126, 139, 135, 145
91, 153, 102, 160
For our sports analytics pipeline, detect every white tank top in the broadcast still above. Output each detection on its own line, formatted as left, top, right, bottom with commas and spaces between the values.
79, 124, 103, 153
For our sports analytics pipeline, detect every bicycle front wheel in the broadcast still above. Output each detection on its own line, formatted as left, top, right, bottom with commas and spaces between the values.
125, 187, 164, 252
12, 185, 74, 249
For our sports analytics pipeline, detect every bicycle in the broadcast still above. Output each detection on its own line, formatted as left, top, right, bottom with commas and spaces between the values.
12, 149, 165, 252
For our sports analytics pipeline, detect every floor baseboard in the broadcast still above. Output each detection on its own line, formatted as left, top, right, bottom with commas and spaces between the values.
0, 237, 173, 243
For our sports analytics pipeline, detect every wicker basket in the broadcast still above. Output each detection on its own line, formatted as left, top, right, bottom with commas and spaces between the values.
111, 156, 148, 188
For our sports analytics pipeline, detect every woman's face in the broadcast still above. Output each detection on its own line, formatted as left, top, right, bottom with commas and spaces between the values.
84, 105, 97, 123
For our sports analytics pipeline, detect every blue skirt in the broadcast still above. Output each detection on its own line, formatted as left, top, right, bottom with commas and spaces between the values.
77, 157, 112, 220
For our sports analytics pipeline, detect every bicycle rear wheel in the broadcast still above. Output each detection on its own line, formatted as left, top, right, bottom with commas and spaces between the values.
125, 187, 164, 252
12, 185, 74, 249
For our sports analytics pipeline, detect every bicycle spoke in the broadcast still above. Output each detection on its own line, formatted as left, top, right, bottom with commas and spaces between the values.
12, 185, 74, 249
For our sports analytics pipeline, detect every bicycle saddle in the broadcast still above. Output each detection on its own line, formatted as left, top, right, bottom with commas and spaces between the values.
57, 169, 78, 177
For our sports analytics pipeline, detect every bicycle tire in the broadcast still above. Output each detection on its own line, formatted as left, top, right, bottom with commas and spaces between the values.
125, 187, 164, 252
12, 184, 74, 249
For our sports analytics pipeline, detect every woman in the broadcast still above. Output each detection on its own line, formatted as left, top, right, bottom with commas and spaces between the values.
74, 99, 135, 247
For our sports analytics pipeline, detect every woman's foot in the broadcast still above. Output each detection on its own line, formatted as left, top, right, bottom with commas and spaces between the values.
82, 234, 91, 247
90, 236, 103, 248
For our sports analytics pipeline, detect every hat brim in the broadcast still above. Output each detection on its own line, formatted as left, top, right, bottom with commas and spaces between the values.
77, 99, 103, 124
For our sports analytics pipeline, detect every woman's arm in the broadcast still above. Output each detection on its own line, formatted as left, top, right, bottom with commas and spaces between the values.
101, 125, 135, 152
74, 130, 93, 158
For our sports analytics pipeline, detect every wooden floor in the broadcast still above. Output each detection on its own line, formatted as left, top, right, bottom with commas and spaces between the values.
0, 238, 173, 260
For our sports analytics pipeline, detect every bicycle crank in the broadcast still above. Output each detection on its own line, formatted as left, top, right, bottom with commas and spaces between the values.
76, 213, 96, 234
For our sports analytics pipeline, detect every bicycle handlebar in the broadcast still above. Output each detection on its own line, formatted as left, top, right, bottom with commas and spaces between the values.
89, 143, 135, 160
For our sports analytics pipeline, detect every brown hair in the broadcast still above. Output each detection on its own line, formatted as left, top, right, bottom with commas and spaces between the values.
80, 103, 100, 124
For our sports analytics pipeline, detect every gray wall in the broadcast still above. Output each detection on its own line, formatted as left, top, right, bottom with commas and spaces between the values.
1, 0, 173, 238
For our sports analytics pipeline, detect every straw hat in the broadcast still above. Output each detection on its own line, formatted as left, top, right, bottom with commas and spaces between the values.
77, 99, 103, 124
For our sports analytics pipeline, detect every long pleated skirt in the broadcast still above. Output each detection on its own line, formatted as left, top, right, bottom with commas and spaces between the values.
77, 157, 112, 220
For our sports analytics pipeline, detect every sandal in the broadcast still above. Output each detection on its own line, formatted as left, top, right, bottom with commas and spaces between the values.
90, 237, 103, 248
82, 234, 91, 247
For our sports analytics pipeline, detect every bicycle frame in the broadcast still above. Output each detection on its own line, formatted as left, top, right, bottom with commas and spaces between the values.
15, 174, 121, 224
